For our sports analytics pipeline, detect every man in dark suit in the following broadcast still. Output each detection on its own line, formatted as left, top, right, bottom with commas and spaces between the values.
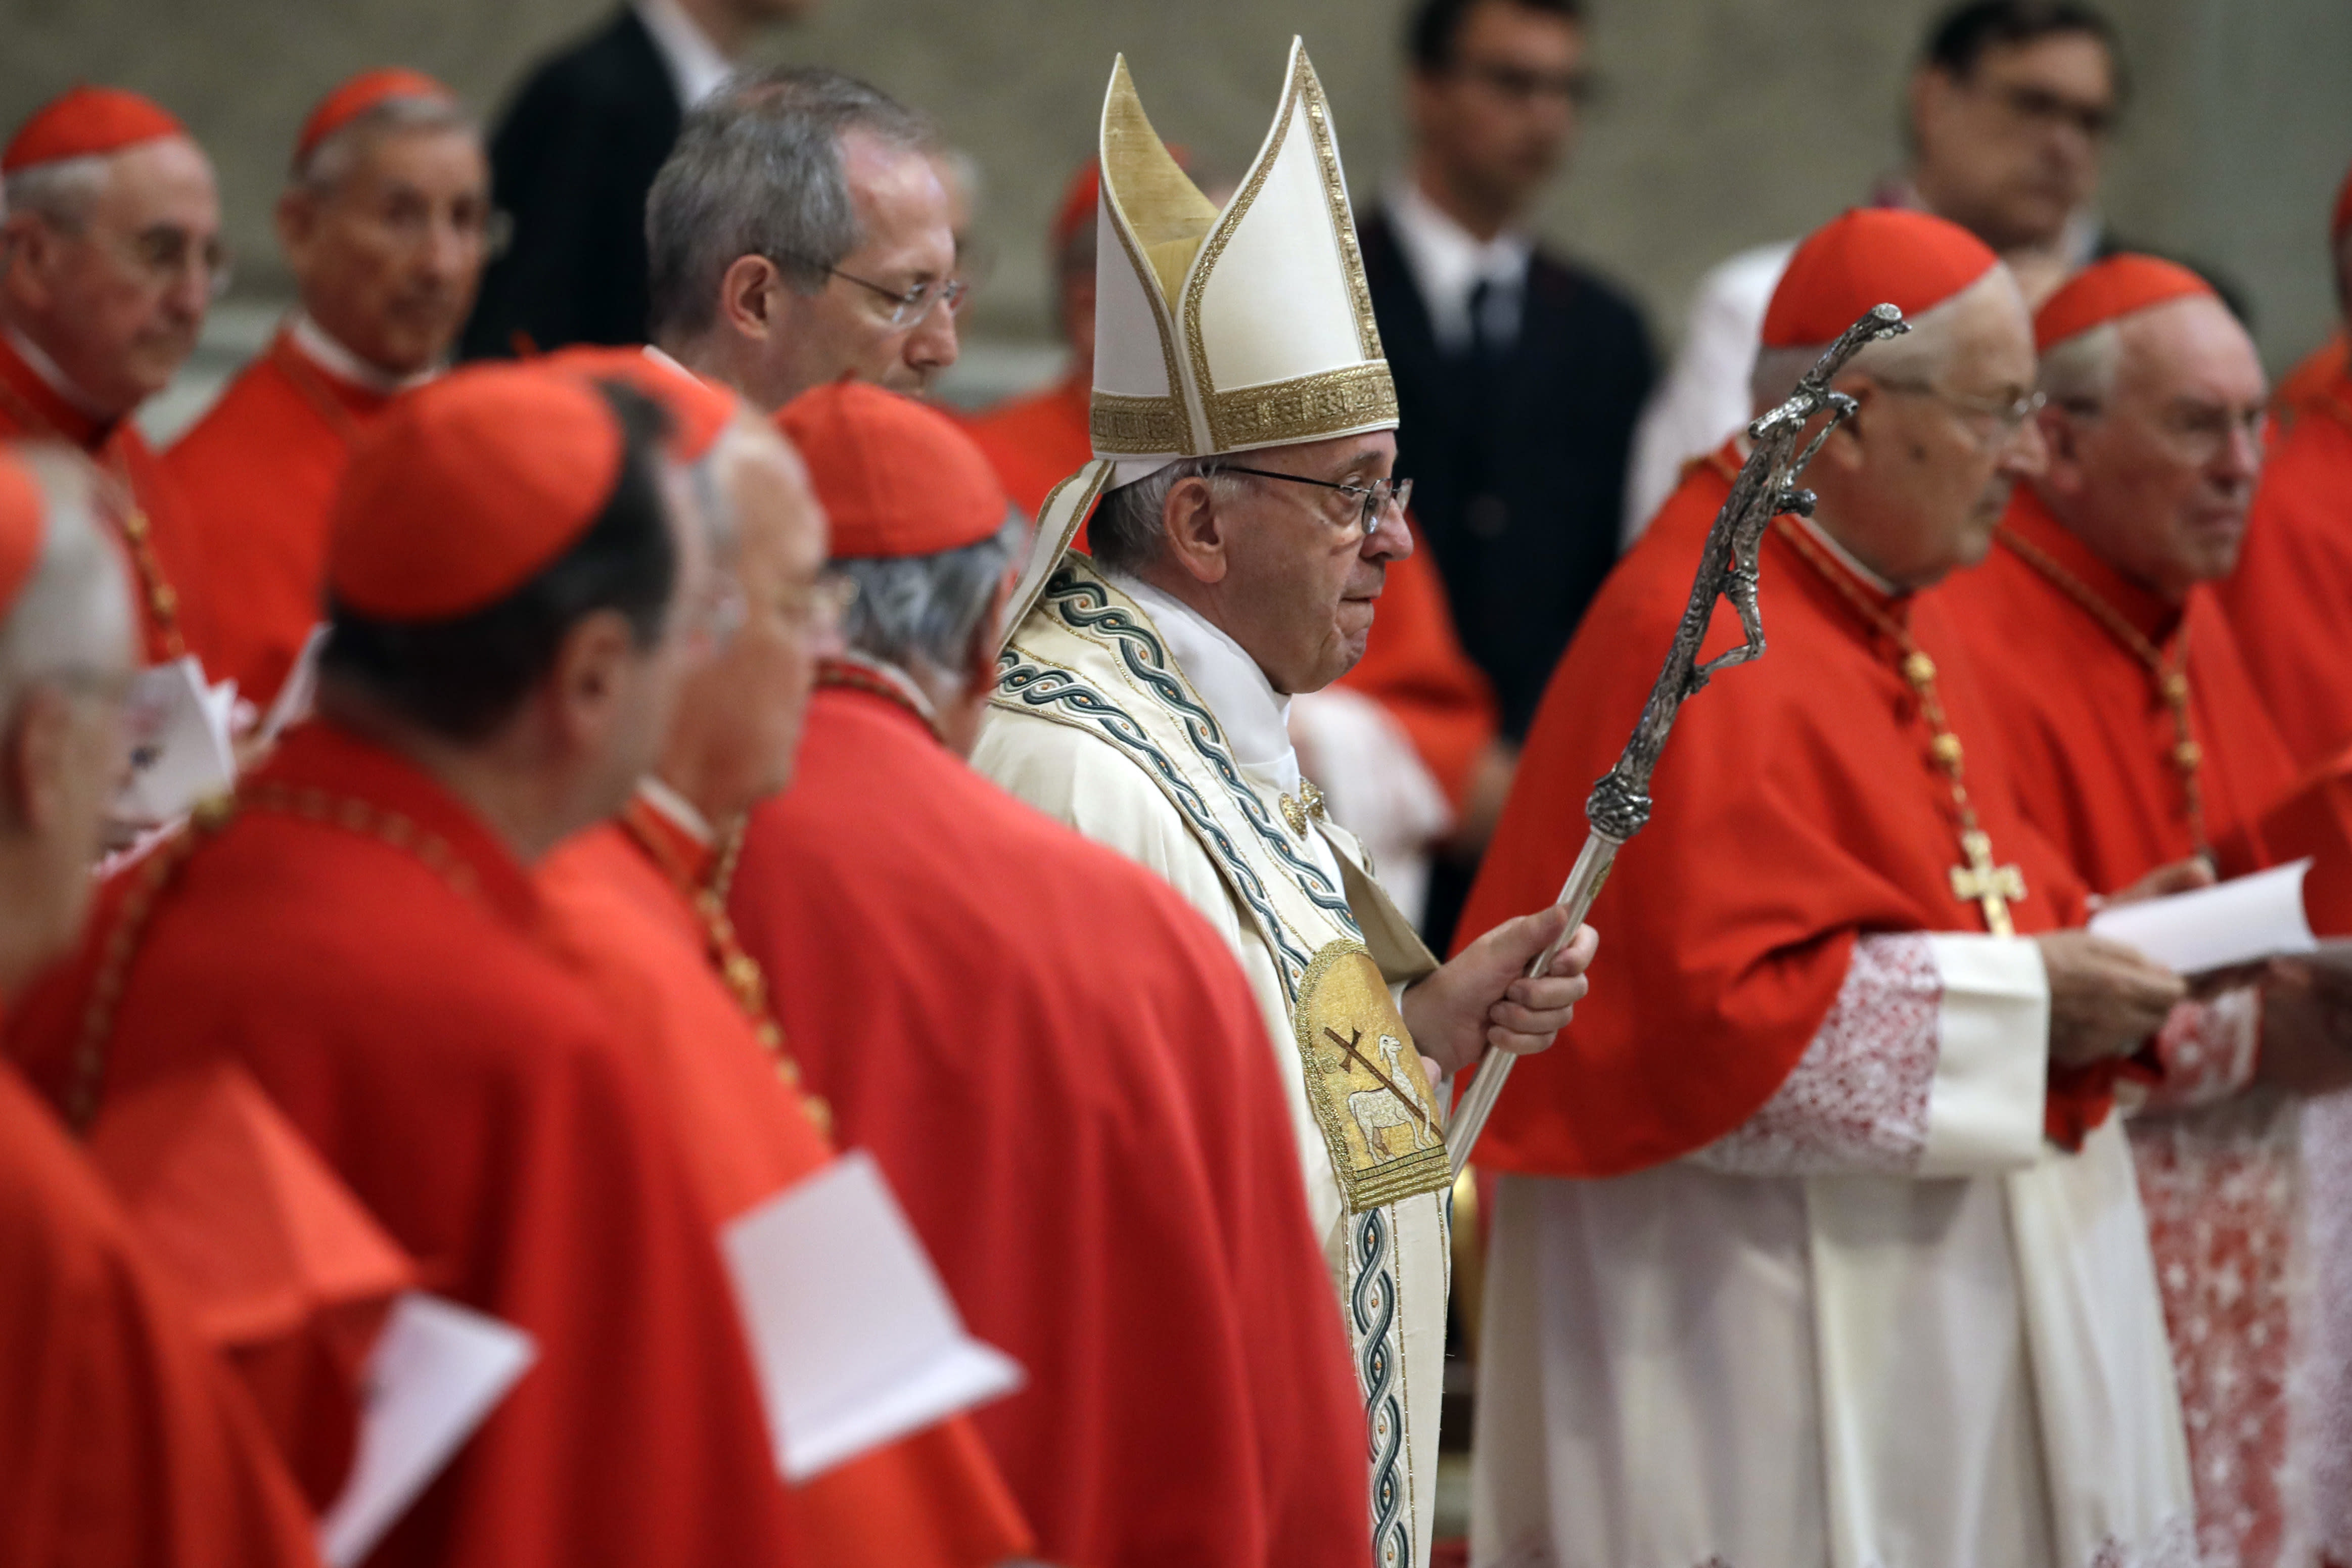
462, 0, 813, 358
1361, 0, 1652, 752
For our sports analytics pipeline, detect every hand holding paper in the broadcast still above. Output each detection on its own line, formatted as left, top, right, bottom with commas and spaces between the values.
2087, 859, 2318, 977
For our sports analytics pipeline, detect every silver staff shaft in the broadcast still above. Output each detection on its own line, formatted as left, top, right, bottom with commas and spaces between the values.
1446, 827, 1621, 1180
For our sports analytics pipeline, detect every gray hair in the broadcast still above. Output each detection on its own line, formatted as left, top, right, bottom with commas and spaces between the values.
839, 511, 1024, 676
1748, 265, 2023, 414
644, 66, 932, 343
0, 447, 136, 717
1089, 457, 1247, 576
295, 95, 478, 194
2, 154, 112, 236
2036, 320, 2122, 411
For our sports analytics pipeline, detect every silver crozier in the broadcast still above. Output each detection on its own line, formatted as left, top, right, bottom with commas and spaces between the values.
1444, 303, 1911, 1179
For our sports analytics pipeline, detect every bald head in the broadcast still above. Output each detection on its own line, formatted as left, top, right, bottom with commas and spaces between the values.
0, 445, 137, 990
2034, 292, 2267, 599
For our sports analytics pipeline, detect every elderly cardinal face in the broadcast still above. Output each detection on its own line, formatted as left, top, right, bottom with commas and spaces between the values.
1187, 430, 1413, 697
281, 124, 491, 378
2, 136, 220, 417
2038, 295, 2269, 599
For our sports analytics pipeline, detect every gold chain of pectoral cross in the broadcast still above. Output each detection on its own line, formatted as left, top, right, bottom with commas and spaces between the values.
618, 798, 833, 1140
1995, 524, 2210, 862
0, 377, 186, 661
1776, 519, 2027, 936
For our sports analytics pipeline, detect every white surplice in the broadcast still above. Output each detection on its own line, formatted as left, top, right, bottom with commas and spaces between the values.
1472, 932, 2196, 1568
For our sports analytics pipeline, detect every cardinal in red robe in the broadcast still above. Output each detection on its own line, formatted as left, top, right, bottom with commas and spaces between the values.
1456, 210, 2194, 1568
1940, 254, 2352, 1568
164, 71, 488, 708
728, 380, 1374, 1568
532, 347, 1033, 1568
0, 88, 220, 668
0, 443, 320, 1568
9, 364, 807, 1567
2216, 163, 2352, 767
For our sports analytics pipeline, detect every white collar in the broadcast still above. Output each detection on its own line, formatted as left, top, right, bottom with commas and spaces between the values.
4, 324, 111, 419
1793, 512, 1901, 596
1383, 176, 1534, 353
289, 312, 438, 396
828, 650, 942, 730
1102, 567, 1301, 792
636, 774, 714, 846
633, 0, 734, 110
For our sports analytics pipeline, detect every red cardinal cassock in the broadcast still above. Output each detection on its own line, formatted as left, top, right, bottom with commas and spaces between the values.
730, 380, 1373, 1568
1941, 253, 2352, 1568
1455, 209, 2191, 1568
8, 366, 805, 1568
531, 345, 1035, 1568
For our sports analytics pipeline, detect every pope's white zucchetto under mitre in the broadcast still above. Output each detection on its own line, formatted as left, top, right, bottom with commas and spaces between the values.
1005, 37, 1397, 634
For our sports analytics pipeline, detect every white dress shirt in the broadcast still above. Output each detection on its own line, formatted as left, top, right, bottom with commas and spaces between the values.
633, 0, 733, 111
1382, 177, 1534, 355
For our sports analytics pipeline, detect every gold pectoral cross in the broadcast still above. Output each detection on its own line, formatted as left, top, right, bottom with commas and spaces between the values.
1949, 828, 2026, 937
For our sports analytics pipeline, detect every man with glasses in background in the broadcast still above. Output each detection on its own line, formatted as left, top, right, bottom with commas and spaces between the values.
165, 70, 491, 709
0, 86, 223, 668
646, 67, 962, 412
1628, 0, 2149, 537
1357, 0, 1653, 947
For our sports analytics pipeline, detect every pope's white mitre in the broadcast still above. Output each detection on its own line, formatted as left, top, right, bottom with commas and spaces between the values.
999, 37, 1397, 643
1088, 37, 1397, 464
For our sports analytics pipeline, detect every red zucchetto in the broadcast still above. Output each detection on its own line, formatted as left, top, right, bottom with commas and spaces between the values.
1760, 208, 2002, 349
0, 450, 42, 617
292, 67, 457, 171
328, 364, 625, 621
3, 85, 187, 173
779, 380, 1009, 559
2033, 254, 2215, 351
541, 346, 741, 464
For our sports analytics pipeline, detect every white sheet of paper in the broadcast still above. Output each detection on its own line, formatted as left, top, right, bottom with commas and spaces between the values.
316, 1292, 536, 1568
2089, 859, 2319, 975
113, 656, 238, 826
258, 624, 329, 743
721, 1150, 1024, 1483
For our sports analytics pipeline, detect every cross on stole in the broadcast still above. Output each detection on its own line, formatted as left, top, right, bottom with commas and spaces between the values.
1323, 1026, 1433, 1133
1948, 827, 2026, 937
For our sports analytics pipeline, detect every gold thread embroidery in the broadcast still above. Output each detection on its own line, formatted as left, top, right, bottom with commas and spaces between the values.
1295, 54, 1385, 362
1293, 941, 1452, 1212
1205, 363, 1399, 451
1097, 59, 1202, 457
1179, 53, 1301, 423
1088, 390, 1186, 454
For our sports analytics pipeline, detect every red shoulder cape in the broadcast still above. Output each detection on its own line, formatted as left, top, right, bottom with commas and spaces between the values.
1457, 449, 2085, 1177
0, 1059, 322, 1568
728, 685, 1373, 1568
537, 822, 1035, 1568
1938, 487, 2304, 888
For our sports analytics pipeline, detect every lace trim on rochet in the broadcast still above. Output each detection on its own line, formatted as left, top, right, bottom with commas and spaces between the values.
1689, 932, 1940, 1177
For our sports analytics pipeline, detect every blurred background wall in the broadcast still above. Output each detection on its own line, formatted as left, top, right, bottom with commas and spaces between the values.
7, 0, 2349, 410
